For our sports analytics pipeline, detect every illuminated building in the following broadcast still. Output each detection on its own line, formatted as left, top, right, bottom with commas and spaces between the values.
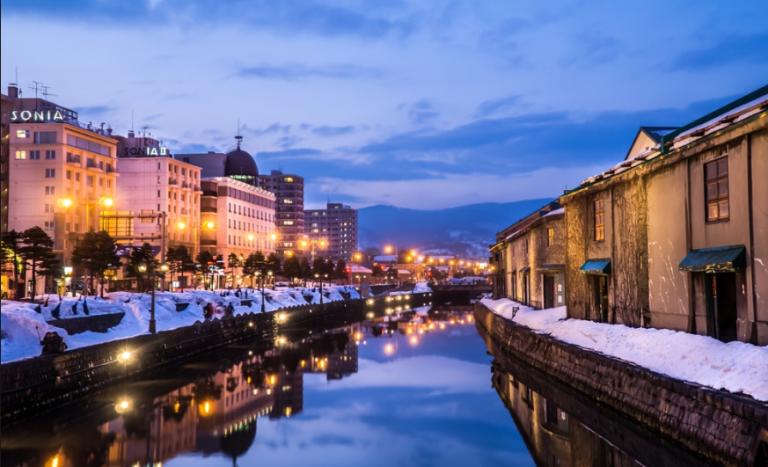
6, 87, 118, 295
304, 203, 358, 262
259, 170, 305, 260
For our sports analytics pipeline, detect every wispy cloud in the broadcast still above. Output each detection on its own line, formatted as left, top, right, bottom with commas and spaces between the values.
311, 125, 356, 137
474, 95, 521, 118
242, 123, 291, 136
236, 63, 384, 81
670, 33, 768, 70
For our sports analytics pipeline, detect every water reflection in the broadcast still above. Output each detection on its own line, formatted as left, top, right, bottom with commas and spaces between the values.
3, 306, 509, 467
481, 325, 715, 467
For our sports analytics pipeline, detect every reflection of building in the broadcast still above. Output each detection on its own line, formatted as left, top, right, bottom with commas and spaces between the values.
270, 368, 304, 419
259, 170, 305, 259
303, 331, 360, 381
304, 203, 358, 262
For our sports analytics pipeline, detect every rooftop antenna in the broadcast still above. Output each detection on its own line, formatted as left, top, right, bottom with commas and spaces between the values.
235, 118, 243, 148
29, 81, 43, 99
131, 111, 134, 131
41, 85, 57, 100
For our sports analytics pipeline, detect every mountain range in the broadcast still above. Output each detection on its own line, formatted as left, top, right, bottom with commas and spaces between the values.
357, 198, 553, 258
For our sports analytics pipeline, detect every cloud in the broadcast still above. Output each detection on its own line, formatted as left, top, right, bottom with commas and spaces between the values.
242, 123, 291, 136
72, 105, 114, 117
670, 33, 768, 70
258, 148, 325, 160
474, 95, 522, 118
236, 63, 384, 81
403, 99, 439, 125
311, 125, 356, 137
275, 135, 302, 148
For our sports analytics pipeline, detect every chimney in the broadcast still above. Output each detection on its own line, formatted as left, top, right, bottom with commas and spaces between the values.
8, 84, 19, 99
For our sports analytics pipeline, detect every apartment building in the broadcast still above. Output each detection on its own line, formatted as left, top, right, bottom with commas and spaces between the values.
304, 203, 358, 262
199, 177, 276, 260
112, 132, 203, 257
7, 97, 119, 294
259, 170, 305, 259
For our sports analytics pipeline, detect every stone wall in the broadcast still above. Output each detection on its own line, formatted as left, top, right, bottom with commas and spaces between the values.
1, 292, 432, 425
474, 302, 768, 467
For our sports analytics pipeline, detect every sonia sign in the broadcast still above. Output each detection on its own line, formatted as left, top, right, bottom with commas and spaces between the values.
11, 109, 65, 122
122, 146, 168, 156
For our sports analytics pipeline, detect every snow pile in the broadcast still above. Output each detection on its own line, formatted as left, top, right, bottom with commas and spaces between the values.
413, 282, 433, 293
1, 285, 362, 364
448, 277, 486, 285
480, 298, 768, 401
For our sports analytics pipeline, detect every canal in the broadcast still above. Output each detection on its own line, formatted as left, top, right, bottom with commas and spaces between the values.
2, 304, 715, 467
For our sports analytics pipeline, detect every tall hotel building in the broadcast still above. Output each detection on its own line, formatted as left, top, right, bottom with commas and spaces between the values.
304, 203, 358, 262
177, 137, 277, 261
6, 88, 119, 294
111, 131, 203, 258
259, 170, 305, 259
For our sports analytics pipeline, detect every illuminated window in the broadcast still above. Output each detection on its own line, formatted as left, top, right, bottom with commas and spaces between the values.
15, 150, 26, 160
285, 177, 294, 182
284, 199, 293, 204
594, 199, 605, 242
284, 221, 294, 225
705, 155, 729, 222
547, 228, 554, 246
16, 130, 29, 138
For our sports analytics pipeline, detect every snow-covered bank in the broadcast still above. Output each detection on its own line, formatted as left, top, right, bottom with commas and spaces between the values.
1, 285, 361, 364
480, 298, 768, 402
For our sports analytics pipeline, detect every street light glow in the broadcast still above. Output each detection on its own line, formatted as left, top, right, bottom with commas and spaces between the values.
59, 197, 73, 208
205, 221, 215, 229
120, 350, 132, 361
102, 197, 114, 207
177, 221, 186, 229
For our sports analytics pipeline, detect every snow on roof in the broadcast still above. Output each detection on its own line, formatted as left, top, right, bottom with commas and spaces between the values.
543, 207, 564, 217
672, 94, 767, 146
350, 265, 372, 273
397, 269, 412, 274
373, 255, 396, 262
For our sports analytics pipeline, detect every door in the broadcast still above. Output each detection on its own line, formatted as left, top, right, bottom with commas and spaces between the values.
707, 273, 738, 342
543, 275, 555, 309
594, 276, 609, 322
523, 272, 530, 305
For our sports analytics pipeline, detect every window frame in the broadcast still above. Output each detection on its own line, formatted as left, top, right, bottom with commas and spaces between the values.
705, 155, 729, 223
547, 227, 554, 247
594, 199, 605, 242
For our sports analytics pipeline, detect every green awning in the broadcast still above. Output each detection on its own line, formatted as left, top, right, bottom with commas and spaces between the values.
679, 245, 746, 273
580, 259, 611, 275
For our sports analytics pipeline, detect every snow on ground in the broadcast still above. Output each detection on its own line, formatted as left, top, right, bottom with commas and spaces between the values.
413, 282, 433, 293
448, 277, 487, 285
1, 285, 361, 364
480, 298, 768, 402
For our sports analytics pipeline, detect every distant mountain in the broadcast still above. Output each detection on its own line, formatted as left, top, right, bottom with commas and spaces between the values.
358, 199, 553, 258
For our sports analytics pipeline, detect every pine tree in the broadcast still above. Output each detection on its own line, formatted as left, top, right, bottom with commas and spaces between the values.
1, 230, 24, 298
282, 256, 301, 284
196, 250, 215, 290
228, 252, 240, 288
335, 259, 348, 282
174, 245, 195, 291
126, 243, 159, 292
71, 231, 120, 298
19, 226, 57, 298
299, 257, 312, 286
266, 252, 282, 276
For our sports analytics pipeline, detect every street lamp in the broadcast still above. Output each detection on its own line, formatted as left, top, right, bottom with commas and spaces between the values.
314, 273, 328, 304
137, 261, 168, 333
255, 270, 272, 313
58, 196, 115, 232
300, 238, 328, 263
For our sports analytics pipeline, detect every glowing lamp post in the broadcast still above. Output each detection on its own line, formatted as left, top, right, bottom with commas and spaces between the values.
138, 262, 169, 334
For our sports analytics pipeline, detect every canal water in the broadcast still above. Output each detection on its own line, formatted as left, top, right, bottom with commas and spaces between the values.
1, 305, 711, 467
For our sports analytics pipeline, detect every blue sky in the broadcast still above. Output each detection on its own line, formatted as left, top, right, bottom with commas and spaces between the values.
2, 0, 766, 209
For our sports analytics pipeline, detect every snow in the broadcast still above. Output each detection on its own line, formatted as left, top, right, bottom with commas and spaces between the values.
543, 207, 564, 217
448, 276, 487, 285
413, 282, 433, 293
480, 298, 768, 402
1, 285, 362, 364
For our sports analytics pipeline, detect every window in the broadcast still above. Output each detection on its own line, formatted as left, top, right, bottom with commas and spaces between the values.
45, 150, 56, 160
98, 178, 104, 187
15, 150, 26, 160
157, 190, 161, 198
45, 168, 56, 178
44, 221, 54, 231
34, 132, 57, 144
107, 180, 111, 188
86, 175, 94, 186
16, 129, 30, 138
705, 156, 729, 222
75, 173, 81, 182
66, 170, 72, 180
594, 199, 605, 242
547, 228, 554, 246
45, 203, 54, 213
30, 150, 40, 160
157, 162, 161, 170
45, 186, 55, 195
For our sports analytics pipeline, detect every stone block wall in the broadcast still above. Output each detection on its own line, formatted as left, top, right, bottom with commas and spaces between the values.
475, 302, 768, 467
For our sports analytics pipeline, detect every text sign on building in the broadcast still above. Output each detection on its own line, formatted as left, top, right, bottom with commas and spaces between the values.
122, 146, 168, 157
11, 110, 65, 123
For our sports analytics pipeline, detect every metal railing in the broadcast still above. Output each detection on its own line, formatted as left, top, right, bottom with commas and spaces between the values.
66, 154, 81, 164
169, 178, 178, 185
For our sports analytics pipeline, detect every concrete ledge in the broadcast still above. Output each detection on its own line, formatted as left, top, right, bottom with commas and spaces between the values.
474, 302, 768, 467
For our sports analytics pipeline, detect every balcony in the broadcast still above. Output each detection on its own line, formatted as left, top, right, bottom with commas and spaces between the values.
201, 207, 217, 213
86, 160, 103, 172
182, 181, 190, 188
66, 154, 81, 164
169, 178, 178, 185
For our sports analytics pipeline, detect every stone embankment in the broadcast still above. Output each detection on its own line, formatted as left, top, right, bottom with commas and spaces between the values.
1, 292, 433, 425
474, 302, 768, 467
